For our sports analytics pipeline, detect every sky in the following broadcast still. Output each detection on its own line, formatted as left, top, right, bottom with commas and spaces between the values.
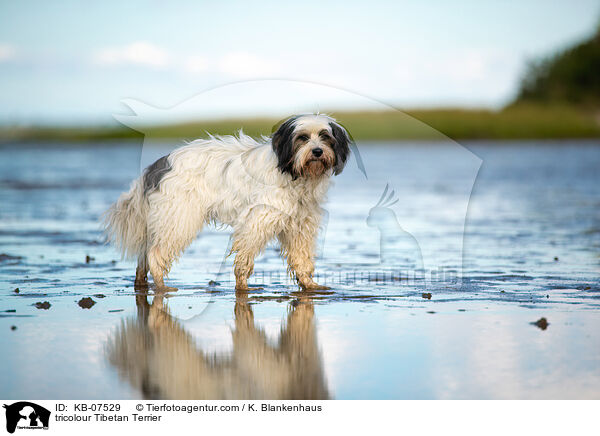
0, 0, 598, 124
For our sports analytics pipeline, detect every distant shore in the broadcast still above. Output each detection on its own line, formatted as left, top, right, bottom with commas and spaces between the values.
1, 104, 598, 143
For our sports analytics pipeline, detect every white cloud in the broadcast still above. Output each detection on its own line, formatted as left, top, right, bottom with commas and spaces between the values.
0, 44, 16, 62
90, 44, 280, 79
183, 55, 209, 73
391, 48, 521, 106
92, 41, 169, 68
217, 52, 281, 77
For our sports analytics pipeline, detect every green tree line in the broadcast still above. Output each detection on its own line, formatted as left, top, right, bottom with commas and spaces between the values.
513, 24, 600, 107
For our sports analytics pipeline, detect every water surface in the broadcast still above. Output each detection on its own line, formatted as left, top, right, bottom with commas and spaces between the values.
1, 140, 599, 399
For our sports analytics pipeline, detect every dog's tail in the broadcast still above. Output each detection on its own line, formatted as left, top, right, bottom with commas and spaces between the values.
102, 177, 148, 259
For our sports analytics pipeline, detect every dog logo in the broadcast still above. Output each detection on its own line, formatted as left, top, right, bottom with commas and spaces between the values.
2, 402, 50, 434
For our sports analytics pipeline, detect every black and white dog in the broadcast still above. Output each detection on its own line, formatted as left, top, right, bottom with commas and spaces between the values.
103, 114, 351, 292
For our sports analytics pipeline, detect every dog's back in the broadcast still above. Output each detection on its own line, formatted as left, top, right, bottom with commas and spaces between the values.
102, 132, 264, 259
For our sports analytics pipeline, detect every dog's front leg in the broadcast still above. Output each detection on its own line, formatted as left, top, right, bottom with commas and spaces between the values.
232, 206, 283, 291
280, 220, 330, 291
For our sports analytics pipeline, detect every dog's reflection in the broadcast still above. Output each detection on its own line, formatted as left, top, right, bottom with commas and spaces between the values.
106, 291, 330, 400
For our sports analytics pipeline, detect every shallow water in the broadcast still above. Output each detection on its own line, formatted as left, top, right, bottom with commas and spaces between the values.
1, 139, 599, 399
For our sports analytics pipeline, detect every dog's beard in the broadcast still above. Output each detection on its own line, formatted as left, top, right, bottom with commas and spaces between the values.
292, 143, 335, 178
305, 160, 327, 178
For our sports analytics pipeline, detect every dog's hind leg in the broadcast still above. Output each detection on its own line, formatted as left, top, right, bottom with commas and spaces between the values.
145, 193, 206, 292
147, 245, 178, 292
146, 218, 203, 292
134, 247, 149, 291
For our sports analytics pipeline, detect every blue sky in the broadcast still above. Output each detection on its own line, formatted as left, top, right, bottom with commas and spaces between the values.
0, 0, 598, 124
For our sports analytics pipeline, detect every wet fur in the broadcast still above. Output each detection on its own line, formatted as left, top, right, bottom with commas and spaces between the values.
103, 114, 351, 291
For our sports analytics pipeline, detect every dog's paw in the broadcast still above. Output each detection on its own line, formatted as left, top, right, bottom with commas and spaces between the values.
235, 285, 264, 292
134, 280, 149, 291
155, 285, 178, 293
301, 283, 331, 291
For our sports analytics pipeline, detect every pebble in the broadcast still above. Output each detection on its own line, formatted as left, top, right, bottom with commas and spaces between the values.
532, 317, 549, 330
78, 297, 96, 309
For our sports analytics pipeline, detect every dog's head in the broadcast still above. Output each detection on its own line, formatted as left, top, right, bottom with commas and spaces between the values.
271, 114, 351, 179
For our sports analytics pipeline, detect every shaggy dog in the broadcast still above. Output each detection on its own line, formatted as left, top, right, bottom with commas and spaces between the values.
103, 114, 351, 291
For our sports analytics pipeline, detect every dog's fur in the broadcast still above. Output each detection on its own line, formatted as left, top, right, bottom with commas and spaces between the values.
103, 114, 351, 291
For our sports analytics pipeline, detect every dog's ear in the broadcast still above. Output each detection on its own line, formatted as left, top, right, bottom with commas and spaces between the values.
329, 121, 351, 175
272, 116, 299, 178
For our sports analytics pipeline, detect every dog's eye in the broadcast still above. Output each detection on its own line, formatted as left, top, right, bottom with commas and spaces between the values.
297, 134, 309, 141
318, 130, 332, 141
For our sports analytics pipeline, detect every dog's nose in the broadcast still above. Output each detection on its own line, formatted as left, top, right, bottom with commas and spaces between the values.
312, 148, 323, 157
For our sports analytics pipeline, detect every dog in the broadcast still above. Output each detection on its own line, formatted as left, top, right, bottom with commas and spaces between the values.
103, 114, 351, 292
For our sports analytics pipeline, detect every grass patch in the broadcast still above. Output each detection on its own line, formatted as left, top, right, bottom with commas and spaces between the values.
1, 104, 598, 143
